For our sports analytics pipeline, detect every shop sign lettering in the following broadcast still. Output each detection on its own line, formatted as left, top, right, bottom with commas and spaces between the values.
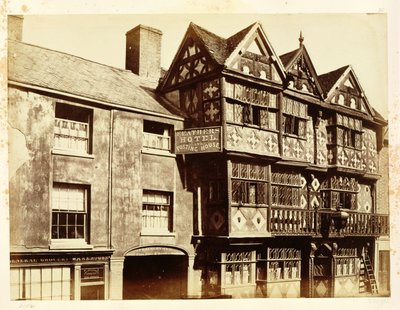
175, 127, 222, 154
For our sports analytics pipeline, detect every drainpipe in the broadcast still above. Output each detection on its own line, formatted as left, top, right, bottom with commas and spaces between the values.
108, 109, 114, 249
197, 186, 202, 235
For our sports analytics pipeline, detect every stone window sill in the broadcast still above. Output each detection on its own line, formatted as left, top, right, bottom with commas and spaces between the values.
140, 231, 176, 237
49, 239, 93, 250
52, 148, 94, 159
141, 148, 176, 158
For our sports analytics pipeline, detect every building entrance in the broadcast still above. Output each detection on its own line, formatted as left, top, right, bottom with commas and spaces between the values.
123, 254, 187, 299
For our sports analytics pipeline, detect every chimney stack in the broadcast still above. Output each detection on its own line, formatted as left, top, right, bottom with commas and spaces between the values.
8, 15, 23, 41
125, 25, 162, 83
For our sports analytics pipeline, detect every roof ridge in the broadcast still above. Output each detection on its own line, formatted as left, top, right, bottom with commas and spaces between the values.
318, 64, 350, 78
8, 39, 132, 75
189, 22, 227, 41
226, 22, 257, 51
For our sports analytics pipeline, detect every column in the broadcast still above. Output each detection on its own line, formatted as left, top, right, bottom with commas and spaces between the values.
187, 254, 202, 297
74, 264, 81, 300
109, 257, 124, 300
104, 263, 110, 300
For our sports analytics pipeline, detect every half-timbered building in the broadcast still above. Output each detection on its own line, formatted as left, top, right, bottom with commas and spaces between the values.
8, 16, 389, 299
158, 22, 389, 298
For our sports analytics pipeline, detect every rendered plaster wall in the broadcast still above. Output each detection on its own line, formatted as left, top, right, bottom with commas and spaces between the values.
8, 88, 54, 249
52, 106, 111, 247
110, 111, 143, 257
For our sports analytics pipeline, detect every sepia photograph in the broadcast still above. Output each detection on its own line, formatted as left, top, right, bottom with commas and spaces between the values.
1, 1, 399, 309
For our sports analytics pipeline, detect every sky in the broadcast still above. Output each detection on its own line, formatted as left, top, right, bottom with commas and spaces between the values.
20, 14, 388, 118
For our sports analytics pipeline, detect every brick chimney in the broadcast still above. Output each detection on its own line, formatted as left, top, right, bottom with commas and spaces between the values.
125, 25, 162, 82
8, 15, 23, 41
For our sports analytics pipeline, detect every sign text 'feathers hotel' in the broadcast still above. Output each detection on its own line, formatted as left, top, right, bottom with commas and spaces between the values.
175, 127, 222, 154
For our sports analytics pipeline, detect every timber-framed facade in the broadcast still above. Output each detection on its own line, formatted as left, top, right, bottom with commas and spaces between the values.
8, 16, 389, 299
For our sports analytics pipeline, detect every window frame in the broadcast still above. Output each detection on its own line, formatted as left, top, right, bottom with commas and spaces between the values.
282, 113, 307, 138
10, 266, 73, 300
221, 251, 256, 287
142, 120, 173, 153
51, 183, 91, 249
54, 102, 93, 156
141, 190, 173, 234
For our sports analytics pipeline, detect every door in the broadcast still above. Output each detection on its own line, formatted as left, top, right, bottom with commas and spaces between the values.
123, 255, 187, 299
312, 256, 332, 297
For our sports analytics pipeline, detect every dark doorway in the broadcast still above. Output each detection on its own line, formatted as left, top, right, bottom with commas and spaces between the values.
312, 257, 332, 297
123, 255, 187, 299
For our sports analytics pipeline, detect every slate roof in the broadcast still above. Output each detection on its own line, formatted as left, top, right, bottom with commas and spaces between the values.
190, 23, 228, 65
279, 48, 300, 68
318, 65, 350, 95
189, 22, 256, 66
226, 23, 257, 54
8, 40, 180, 117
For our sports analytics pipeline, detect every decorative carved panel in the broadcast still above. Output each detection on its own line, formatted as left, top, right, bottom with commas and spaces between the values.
226, 124, 279, 156
230, 207, 267, 233
357, 184, 373, 213
202, 79, 220, 101
224, 81, 277, 108
315, 118, 328, 166
233, 51, 281, 83
265, 281, 301, 298
180, 84, 202, 124
305, 117, 315, 163
170, 38, 214, 86
204, 100, 221, 124
282, 136, 307, 161
286, 54, 320, 96
362, 128, 378, 174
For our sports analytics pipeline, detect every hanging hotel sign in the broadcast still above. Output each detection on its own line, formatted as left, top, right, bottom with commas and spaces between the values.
175, 126, 222, 154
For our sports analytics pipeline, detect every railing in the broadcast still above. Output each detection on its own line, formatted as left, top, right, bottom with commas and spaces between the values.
343, 211, 389, 236
266, 207, 389, 237
270, 207, 315, 235
143, 132, 171, 151
54, 118, 89, 153
316, 209, 390, 237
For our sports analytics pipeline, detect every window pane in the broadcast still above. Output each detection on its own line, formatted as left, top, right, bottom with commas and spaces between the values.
58, 225, 67, 239
31, 268, 41, 300
142, 191, 171, 231
52, 268, 62, 300
41, 268, 52, 300
61, 267, 71, 300
58, 213, 67, 226
10, 269, 22, 300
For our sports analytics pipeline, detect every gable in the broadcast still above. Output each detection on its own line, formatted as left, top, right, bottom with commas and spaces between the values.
327, 69, 371, 114
285, 48, 323, 98
162, 32, 217, 90
226, 26, 285, 84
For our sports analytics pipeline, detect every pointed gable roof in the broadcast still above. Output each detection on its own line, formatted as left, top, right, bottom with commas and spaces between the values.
318, 65, 385, 122
279, 48, 301, 68
318, 65, 350, 96
224, 22, 286, 79
226, 22, 257, 53
159, 22, 286, 91
189, 22, 229, 65
279, 43, 324, 98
